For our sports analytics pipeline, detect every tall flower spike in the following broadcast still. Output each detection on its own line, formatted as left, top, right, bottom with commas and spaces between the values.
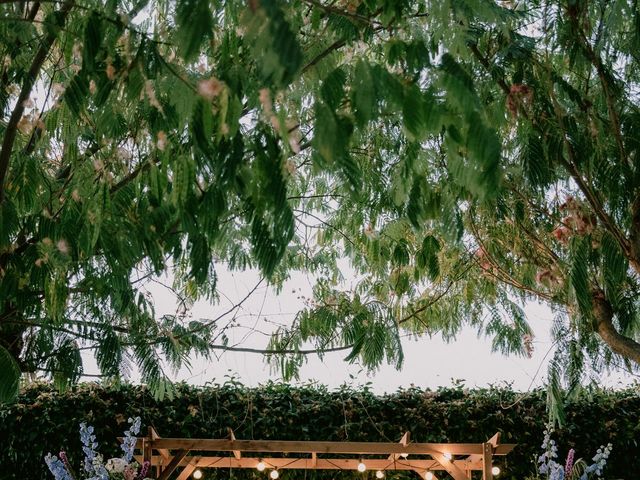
564, 448, 575, 477
44, 453, 73, 480
121, 417, 142, 462
79, 423, 98, 474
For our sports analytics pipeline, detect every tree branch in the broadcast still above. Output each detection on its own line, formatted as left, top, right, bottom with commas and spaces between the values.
0, 0, 74, 202
593, 289, 640, 365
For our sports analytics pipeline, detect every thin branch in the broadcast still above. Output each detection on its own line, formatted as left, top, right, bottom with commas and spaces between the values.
301, 39, 346, 75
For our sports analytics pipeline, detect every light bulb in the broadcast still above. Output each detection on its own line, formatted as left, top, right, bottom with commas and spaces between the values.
443, 453, 452, 460
193, 470, 203, 479
257, 462, 266, 472
357, 462, 366, 472
270, 470, 279, 479
400, 452, 408, 459
425, 472, 434, 480
491, 466, 501, 476
376, 470, 384, 479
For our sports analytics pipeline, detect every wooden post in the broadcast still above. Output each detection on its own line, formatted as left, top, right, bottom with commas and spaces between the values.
143, 427, 154, 479
482, 442, 493, 480
150, 426, 169, 475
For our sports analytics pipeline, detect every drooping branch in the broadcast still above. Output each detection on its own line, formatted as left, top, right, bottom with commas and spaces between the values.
472, 40, 638, 275
567, 12, 627, 165
0, 0, 74, 202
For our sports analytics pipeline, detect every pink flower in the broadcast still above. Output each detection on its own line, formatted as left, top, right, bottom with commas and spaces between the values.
552, 226, 571, 245
565, 448, 575, 477
198, 77, 223, 100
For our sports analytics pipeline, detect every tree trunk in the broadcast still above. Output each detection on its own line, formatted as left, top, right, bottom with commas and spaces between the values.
593, 289, 640, 365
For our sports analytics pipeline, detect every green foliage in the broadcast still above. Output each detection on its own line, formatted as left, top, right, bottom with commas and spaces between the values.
1, 382, 639, 480
0, 346, 20, 403
0, 0, 639, 406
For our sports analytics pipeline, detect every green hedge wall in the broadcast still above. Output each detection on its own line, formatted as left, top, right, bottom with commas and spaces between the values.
0, 382, 638, 480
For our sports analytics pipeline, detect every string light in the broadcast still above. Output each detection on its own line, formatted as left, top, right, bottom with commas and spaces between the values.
425, 472, 434, 480
257, 461, 266, 472
443, 453, 452, 460
193, 470, 203, 479
357, 461, 366, 472
270, 470, 279, 479
491, 466, 501, 476
376, 470, 384, 479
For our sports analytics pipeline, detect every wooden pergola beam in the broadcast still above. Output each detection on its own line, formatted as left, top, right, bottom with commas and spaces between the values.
130, 438, 515, 456
134, 456, 489, 471
430, 452, 470, 480
157, 449, 189, 480
175, 457, 200, 480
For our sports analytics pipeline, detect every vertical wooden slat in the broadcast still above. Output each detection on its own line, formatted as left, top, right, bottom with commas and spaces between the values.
482, 442, 493, 480
143, 427, 154, 479
150, 426, 170, 475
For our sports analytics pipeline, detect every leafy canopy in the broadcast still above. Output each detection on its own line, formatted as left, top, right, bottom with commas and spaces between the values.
1, 0, 639, 410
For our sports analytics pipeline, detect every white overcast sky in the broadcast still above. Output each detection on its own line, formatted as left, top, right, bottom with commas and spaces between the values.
81, 265, 636, 392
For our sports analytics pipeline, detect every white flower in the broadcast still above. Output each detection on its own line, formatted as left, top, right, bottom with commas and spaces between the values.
105, 457, 128, 473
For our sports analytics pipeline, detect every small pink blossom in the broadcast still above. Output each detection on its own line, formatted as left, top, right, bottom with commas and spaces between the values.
198, 77, 223, 100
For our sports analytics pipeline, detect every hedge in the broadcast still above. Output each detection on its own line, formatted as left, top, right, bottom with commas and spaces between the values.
0, 382, 638, 480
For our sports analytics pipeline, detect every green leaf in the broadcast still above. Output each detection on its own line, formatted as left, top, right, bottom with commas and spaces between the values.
402, 85, 439, 141
601, 232, 628, 303
419, 235, 440, 281
321, 67, 347, 110
352, 60, 375, 126
64, 75, 89, 117
0, 345, 20, 403
176, 0, 214, 61
83, 12, 103, 72
439, 53, 479, 110
392, 240, 410, 266
571, 236, 592, 318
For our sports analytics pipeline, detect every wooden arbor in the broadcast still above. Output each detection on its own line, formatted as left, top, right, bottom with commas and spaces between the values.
130, 428, 515, 480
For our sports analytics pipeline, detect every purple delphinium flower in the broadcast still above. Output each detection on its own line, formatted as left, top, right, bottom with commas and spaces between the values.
565, 448, 575, 477
44, 453, 73, 480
